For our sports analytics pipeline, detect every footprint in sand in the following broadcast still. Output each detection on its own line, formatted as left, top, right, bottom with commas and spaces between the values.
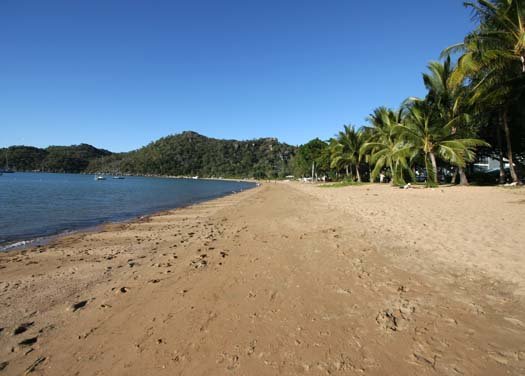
112, 287, 129, 294
13, 322, 34, 335
18, 336, 38, 347
376, 299, 416, 332
70, 300, 88, 312
216, 353, 240, 370
413, 352, 437, 369
503, 317, 525, 328
190, 257, 208, 269
245, 340, 257, 356
24, 356, 46, 374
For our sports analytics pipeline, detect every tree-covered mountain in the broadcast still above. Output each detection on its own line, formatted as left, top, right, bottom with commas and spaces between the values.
86, 131, 296, 178
2, 132, 297, 178
0, 144, 111, 173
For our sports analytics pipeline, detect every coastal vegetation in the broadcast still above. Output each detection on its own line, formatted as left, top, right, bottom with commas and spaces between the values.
2, 132, 296, 178
86, 131, 295, 178
0, 144, 111, 173
295, 0, 524, 186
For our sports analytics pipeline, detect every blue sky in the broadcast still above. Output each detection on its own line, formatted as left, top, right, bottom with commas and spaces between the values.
1, 1, 473, 152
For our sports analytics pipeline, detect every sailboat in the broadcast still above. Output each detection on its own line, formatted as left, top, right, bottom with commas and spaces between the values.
1, 150, 14, 173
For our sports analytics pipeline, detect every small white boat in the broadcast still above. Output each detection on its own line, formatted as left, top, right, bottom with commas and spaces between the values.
112, 176, 125, 179
192, 176, 199, 179
94, 175, 106, 181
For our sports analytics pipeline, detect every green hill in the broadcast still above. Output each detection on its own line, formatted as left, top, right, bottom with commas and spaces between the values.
86, 131, 296, 178
2, 132, 296, 178
1, 144, 111, 173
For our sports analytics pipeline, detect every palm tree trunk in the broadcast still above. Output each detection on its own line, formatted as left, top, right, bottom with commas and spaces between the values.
502, 108, 519, 183
345, 165, 349, 176
388, 162, 395, 185
355, 164, 361, 182
451, 168, 458, 184
458, 166, 469, 186
429, 151, 438, 185
496, 120, 506, 184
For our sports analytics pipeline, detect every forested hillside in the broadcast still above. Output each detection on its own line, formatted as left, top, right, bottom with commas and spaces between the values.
86, 131, 296, 178
2, 132, 296, 178
0, 144, 111, 173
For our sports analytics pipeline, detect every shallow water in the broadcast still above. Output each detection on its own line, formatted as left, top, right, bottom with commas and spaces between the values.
0, 173, 254, 249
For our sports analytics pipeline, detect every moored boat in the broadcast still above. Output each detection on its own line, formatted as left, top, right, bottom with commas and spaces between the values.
2, 150, 14, 173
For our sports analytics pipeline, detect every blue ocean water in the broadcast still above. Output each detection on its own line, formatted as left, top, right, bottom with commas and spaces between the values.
0, 173, 254, 250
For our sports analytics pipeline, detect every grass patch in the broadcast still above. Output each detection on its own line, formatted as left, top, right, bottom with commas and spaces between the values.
319, 180, 368, 188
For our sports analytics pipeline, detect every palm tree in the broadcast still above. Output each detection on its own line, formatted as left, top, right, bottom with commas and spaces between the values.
400, 101, 489, 186
443, 0, 525, 183
420, 57, 482, 185
352, 128, 367, 182
330, 125, 366, 182
361, 107, 415, 185
330, 130, 353, 179
359, 126, 375, 181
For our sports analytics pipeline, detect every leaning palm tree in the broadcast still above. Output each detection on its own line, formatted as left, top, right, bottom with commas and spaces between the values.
420, 57, 481, 185
361, 107, 415, 185
443, 0, 525, 183
400, 101, 489, 186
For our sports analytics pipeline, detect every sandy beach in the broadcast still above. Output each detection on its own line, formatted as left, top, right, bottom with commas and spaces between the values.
1, 182, 524, 375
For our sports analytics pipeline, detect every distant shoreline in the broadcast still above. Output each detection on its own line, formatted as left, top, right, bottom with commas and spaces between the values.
2, 170, 259, 182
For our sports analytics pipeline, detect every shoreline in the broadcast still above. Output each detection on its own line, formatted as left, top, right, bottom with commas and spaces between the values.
1, 183, 524, 375
1, 170, 258, 182
0, 182, 258, 253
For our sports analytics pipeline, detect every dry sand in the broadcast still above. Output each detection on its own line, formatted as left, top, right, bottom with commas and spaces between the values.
0, 182, 524, 375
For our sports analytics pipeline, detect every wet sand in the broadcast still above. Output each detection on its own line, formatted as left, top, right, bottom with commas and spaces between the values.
0, 182, 524, 375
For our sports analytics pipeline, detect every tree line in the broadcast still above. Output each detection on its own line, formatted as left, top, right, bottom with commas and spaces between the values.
294, 0, 524, 186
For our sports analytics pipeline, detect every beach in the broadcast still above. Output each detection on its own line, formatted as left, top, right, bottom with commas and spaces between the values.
1, 182, 524, 375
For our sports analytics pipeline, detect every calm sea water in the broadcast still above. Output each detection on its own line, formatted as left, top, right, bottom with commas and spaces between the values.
0, 173, 255, 250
